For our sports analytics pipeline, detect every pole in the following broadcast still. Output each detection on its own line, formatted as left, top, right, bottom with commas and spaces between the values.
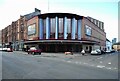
48, 0, 49, 12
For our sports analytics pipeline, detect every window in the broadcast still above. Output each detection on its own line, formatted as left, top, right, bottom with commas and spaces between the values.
59, 18, 63, 39
98, 21, 100, 27
59, 18, 63, 33
50, 18, 55, 33
91, 18, 93, 22
43, 19, 46, 38
75, 19, 78, 39
67, 18, 71, 39
85, 25, 92, 36
94, 19, 96, 25
27, 24, 36, 36
50, 18, 55, 39
67, 19, 71, 33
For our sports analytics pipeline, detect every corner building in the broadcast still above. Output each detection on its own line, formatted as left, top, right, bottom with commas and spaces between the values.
25, 13, 106, 52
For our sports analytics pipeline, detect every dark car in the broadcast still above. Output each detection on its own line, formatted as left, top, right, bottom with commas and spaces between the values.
28, 47, 41, 55
101, 50, 106, 54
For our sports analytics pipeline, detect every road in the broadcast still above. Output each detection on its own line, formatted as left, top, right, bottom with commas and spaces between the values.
2, 51, 118, 79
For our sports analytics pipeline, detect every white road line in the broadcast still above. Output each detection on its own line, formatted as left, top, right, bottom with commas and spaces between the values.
97, 65, 105, 68
67, 61, 71, 63
75, 61, 79, 64
113, 68, 118, 70
97, 57, 103, 59
106, 67, 112, 69
83, 63, 88, 65
108, 62, 111, 64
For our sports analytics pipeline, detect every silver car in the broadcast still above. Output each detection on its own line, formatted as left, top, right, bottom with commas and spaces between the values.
91, 49, 101, 55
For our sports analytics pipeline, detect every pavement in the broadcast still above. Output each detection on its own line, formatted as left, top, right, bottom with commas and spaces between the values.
2, 51, 118, 79
13, 51, 118, 71
0, 52, 2, 80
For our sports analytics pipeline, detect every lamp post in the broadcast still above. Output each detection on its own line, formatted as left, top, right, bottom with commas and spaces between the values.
48, 0, 49, 12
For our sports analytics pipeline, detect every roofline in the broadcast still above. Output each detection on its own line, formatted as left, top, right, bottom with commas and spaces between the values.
84, 17, 106, 33
106, 38, 111, 42
38, 13, 83, 19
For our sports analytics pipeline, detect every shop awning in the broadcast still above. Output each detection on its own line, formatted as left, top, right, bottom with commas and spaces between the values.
24, 39, 99, 45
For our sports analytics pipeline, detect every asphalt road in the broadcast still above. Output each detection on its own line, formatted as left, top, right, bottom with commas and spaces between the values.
2, 51, 118, 79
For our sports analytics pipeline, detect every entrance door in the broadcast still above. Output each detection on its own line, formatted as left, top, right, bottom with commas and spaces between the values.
89, 46, 92, 53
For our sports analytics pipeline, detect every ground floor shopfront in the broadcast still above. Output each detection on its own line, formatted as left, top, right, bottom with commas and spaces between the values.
23, 40, 102, 53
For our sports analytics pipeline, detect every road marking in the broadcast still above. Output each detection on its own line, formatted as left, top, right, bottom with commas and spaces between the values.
113, 68, 118, 70
97, 57, 103, 59
67, 61, 71, 63
106, 67, 112, 69
100, 61, 103, 63
75, 61, 79, 64
97, 65, 105, 68
83, 63, 88, 65
108, 62, 111, 65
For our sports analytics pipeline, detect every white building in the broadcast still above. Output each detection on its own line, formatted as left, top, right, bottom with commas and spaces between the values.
106, 38, 112, 52
112, 38, 117, 44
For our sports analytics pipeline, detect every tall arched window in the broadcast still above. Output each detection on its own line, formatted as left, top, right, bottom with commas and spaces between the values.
67, 18, 71, 39
43, 19, 46, 39
59, 18, 63, 39
50, 18, 55, 39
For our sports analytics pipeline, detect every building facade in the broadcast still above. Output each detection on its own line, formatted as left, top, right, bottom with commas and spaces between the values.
106, 38, 112, 52
24, 13, 106, 52
1, 8, 41, 50
1, 10, 106, 52
112, 38, 117, 44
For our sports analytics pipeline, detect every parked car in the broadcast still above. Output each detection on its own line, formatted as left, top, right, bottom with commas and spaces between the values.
7, 48, 13, 52
2, 47, 13, 52
0, 46, 2, 51
81, 49, 85, 55
2, 48, 7, 51
106, 50, 111, 53
28, 47, 41, 55
110, 50, 116, 53
0, 48, 2, 51
65, 52, 73, 55
101, 50, 106, 54
91, 49, 101, 55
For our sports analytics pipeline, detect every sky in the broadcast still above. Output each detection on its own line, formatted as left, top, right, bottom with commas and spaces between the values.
0, 0, 119, 42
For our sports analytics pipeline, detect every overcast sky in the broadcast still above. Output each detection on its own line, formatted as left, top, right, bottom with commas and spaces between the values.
0, 0, 119, 41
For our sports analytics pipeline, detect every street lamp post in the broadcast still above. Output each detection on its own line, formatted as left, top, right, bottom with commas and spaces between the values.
48, 0, 49, 12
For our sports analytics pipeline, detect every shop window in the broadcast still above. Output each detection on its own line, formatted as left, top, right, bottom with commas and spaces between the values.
50, 33, 55, 39
85, 25, 92, 36
59, 33, 63, 39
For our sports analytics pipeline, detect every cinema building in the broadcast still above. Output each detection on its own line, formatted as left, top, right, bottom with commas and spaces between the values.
24, 13, 106, 53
